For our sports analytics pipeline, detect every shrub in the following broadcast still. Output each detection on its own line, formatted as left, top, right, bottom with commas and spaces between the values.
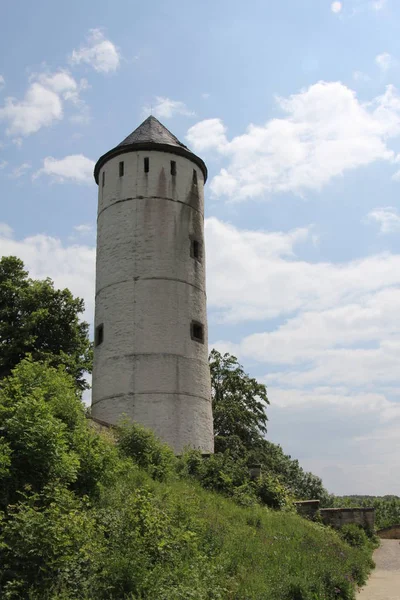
255, 473, 293, 510
0, 485, 104, 599
0, 358, 118, 508
116, 420, 176, 481
339, 524, 369, 548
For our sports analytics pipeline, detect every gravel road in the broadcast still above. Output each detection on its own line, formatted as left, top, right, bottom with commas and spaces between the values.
358, 539, 400, 599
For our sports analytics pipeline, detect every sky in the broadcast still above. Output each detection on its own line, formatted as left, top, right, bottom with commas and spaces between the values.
1, 0, 400, 495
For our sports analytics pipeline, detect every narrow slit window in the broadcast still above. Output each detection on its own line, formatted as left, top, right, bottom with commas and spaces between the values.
192, 169, 198, 186
191, 321, 204, 344
119, 161, 124, 177
95, 324, 104, 347
170, 160, 176, 176
102, 171, 105, 187
144, 157, 149, 173
191, 239, 201, 261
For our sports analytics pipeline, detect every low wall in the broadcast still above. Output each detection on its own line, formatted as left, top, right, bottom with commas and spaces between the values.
319, 508, 375, 531
377, 525, 400, 539
294, 500, 320, 519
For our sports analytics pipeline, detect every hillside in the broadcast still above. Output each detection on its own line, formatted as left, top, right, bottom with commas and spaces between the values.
0, 358, 375, 600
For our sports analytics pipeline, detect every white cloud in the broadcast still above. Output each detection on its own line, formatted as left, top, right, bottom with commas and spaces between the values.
187, 118, 228, 152
10, 163, 31, 179
206, 217, 400, 323
74, 224, 94, 234
366, 206, 400, 233
34, 154, 95, 184
188, 82, 400, 200
0, 75, 5, 89
143, 97, 194, 119
375, 52, 395, 72
0, 160, 7, 169
69, 29, 121, 73
207, 216, 400, 493
0, 70, 84, 137
0, 224, 95, 321
0, 82, 63, 136
331, 1, 342, 13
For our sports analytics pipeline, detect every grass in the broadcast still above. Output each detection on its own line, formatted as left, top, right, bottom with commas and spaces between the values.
95, 468, 375, 600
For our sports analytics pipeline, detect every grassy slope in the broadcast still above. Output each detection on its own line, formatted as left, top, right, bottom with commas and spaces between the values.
96, 467, 374, 600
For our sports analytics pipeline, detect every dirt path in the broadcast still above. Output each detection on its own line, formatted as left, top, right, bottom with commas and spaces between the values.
358, 539, 400, 599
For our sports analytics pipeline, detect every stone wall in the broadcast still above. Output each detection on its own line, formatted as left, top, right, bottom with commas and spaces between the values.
377, 525, 400, 539
294, 501, 375, 531
319, 507, 375, 531
294, 500, 320, 519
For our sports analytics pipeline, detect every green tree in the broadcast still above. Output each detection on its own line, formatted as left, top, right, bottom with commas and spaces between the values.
0, 256, 92, 389
209, 350, 331, 504
0, 358, 117, 509
209, 349, 269, 452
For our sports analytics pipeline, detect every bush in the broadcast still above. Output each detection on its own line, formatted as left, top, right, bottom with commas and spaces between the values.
0, 358, 118, 508
255, 473, 293, 510
339, 524, 369, 548
116, 420, 176, 481
0, 485, 104, 599
178, 449, 257, 505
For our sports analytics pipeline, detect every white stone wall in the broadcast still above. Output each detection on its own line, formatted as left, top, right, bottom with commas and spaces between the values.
92, 149, 214, 454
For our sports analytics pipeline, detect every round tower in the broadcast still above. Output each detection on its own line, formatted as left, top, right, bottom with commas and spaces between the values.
91, 116, 214, 454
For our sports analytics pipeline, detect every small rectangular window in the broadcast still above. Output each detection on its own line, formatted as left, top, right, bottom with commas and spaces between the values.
191, 321, 204, 344
102, 171, 105, 187
144, 157, 149, 173
95, 324, 104, 347
192, 169, 198, 186
119, 161, 124, 177
190, 239, 201, 261
170, 160, 176, 176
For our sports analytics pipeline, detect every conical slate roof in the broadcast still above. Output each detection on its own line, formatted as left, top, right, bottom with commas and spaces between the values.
94, 116, 207, 184
118, 116, 189, 149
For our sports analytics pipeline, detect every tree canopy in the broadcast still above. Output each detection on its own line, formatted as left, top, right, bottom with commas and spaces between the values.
209, 348, 331, 504
209, 349, 269, 452
0, 256, 92, 389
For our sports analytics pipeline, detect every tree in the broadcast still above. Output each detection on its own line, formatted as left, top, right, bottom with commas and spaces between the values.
209, 349, 269, 452
0, 256, 92, 389
0, 357, 117, 509
209, 350, 331, 503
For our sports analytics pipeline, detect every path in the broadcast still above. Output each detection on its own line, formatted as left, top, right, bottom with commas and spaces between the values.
358, 539, 400, 599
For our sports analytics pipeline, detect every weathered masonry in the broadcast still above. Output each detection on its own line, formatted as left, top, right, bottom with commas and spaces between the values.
91, 116, 214, 455
294, 500, 375, 531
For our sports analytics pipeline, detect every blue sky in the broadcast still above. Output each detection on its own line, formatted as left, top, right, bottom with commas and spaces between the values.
1, 0, 400, 495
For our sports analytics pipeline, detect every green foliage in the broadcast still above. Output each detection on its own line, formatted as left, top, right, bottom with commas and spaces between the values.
210, 349, 269, 450
0, 486, 104, 600
178, 449, 258, 506
0, 472, 374, 600
251, 439, 333, 505
339, 524, 369, 549
0, 349, 374, 599
0, 358, 118, 508
0, 256, 92, 389
255, 473, 293, 510
209, 350, 332, 505
116, 420, 176, 481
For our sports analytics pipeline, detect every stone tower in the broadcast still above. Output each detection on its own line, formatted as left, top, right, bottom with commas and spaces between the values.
91, 116, 214, 454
